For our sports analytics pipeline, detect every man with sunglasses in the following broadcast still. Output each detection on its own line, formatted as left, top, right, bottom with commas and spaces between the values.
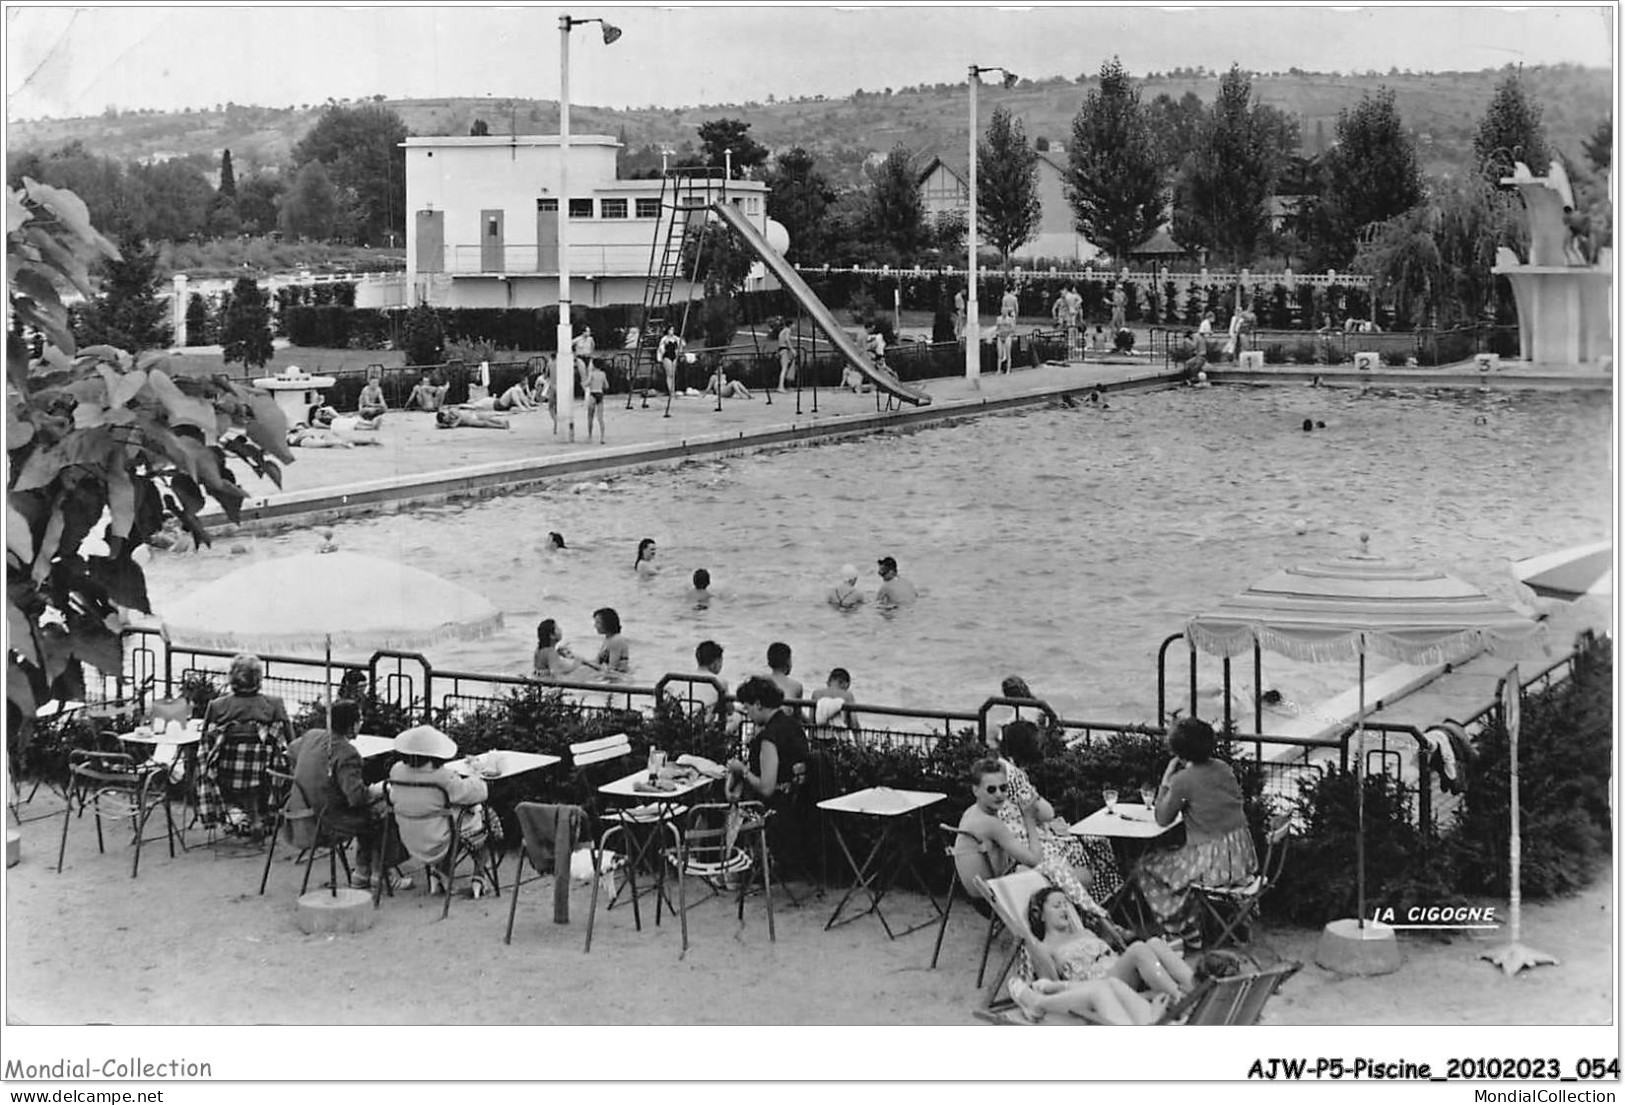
956, 758, 1045, 878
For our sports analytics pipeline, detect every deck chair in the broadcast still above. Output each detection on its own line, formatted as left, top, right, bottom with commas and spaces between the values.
928, 823, 1005, 988
974, 956, 1302, 1026
378, 779, 501, 919
258, 769, 354, 898
666, 801, 776, 954
56, 750, 178, 879
1192, 813, 1292, 953
975, 867, 1132, 1014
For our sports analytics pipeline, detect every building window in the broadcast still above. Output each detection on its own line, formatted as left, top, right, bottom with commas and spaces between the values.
537, 198, 558, 213
600, 198, 628, 219
635, 198, 661, 218
747, 197, 759, 215
569, 198, 594, 219
487, 216, 500, 238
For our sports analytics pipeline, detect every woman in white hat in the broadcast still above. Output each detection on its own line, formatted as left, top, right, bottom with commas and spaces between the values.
386, 725, 500, 898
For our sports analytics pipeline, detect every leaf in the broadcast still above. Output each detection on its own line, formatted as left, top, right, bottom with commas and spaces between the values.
7, 189, 33, 236
32, 230, 95, 298
8, 656, 39, 723
30, 507, 65, 585
6, 602, 38, 668
95, 363, 147, 410
106, 465, 137, 543
23, 179, 119, 260
237, 387, 294, 463
88, 555, 151, 615
72, 400, 107, 430
10, 443, 64, 493
6, 503, 35, 564
145, 369, 218, 442
35, 622, 74, 683
64, 609, 124, 676
7, 405, 35, 451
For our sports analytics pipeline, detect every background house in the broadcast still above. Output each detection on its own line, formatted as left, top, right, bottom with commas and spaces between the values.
404, 134, 772, 309
916, 143, 1100, 265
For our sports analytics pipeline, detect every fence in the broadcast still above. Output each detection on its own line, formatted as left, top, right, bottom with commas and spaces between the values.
1147, 324, 1524, 371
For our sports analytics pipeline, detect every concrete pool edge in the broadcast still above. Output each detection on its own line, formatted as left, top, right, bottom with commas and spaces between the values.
202, 370, 1186, 532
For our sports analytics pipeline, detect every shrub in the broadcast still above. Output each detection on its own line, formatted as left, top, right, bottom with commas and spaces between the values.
1383, 349, 1410, 367
1271, 769, 1426, 926
1262, 342, 1290, 365
401, 303, 445, 366
1290, 341, 1319, 365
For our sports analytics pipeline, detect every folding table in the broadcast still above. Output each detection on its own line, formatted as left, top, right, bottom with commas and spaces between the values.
597, 768, 716, 932
818, 786, 945, 938
1070, 803, 1182, 937
118, 723, 205, 841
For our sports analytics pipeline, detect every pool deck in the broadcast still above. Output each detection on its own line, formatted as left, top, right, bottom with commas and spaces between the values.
209, 354, 1610, 530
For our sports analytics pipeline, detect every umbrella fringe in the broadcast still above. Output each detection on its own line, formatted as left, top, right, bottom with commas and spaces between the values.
165, 613, 506, 659
1185, 623, 1535, 666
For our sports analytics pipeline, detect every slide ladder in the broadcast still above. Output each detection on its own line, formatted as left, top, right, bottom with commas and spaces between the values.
630, 169, 725, 405
708, 201, 932, 406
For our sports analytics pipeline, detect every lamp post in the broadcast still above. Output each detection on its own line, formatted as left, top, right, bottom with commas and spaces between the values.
966, 64, 1016, 387
556, 14, 622, 442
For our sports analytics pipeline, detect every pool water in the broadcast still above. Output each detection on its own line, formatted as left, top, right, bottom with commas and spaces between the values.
144, 385, 1613, 723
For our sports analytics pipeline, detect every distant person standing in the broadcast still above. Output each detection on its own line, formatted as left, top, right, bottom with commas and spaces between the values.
1110, 284, 1127, 333
572, 325, 596, 393
995, 312, 1016, 374
1001, 284, 1020, 319
876, 556, 918, 606
657, 326, 685, 397
585, 358, 609, 443
953, 287, 967, 341
774, 319, 796, 393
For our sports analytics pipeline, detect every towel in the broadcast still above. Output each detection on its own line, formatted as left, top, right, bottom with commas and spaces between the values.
516, 803, 585, 924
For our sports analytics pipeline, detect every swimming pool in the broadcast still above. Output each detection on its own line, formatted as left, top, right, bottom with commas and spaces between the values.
143, 384, 1612, 722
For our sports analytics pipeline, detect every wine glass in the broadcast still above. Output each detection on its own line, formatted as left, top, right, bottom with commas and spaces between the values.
1101, 788, 1118, 816
1140, 785, 1157, 812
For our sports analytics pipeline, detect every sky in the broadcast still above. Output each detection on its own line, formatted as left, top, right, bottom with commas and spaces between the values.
3, 3, 1616, 122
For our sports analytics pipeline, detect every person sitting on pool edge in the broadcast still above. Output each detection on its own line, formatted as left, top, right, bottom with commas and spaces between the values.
358, 375, 387, 420
726, 676, 809, 808
406, 371, 450, 412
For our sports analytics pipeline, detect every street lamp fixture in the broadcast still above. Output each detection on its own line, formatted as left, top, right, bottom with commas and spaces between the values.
965, 64, 1017, 387
556, 14, 623, 441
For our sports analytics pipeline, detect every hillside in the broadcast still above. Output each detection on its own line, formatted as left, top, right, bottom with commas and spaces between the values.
7, 65, 1611, 187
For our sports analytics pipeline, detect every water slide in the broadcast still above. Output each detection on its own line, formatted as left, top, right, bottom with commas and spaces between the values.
708, 202, 932, 406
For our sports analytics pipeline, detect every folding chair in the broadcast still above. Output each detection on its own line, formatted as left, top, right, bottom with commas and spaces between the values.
975, 867, 1134, 1013
974, 957, 1302, 1026
929, 823, 1005, 988
258, 769, 354, 898
666, 801, 776, 953
378, 778, 501, 919
56, 749, 178, 878
504, 802, 588, 947
568, 735, 684, 947
1192, 813, 1292, 953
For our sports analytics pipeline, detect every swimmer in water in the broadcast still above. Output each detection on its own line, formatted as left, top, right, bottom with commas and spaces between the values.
545, 531, 567, 552
1302, 419, 1314, 432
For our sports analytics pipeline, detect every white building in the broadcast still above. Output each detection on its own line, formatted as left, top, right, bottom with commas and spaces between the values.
403, 134, 772, 310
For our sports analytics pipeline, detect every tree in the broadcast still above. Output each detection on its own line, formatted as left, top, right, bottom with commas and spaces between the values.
219, 276, 274, 369
1582, 116, 1611, 173
764, 147, 836, 263
291, 103, 408, 244
1145, 90, 1206, 176
218, 148, 236, 197
863, 145, 927, 264
7, 179, 291, 736
1473, 71, 1551, 185
1066, 57, 1167, 261
73, 235, 173, 354
977, 106, 1042, 269
278, 161, 342, 241
1172, 65, 1277, 265
469, 118, 490, 137
401, 303, 444, 366
1312, 88, 1424, 269
234, 171, 284, 236
132, 159, 214, 242
696, 118, 769, 176
185, 293, 212, 345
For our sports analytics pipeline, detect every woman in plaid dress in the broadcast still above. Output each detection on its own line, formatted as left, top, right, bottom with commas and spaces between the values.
196, 654, 292, 838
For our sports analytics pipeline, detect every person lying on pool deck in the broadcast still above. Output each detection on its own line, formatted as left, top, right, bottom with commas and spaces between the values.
436, 407, 511, 430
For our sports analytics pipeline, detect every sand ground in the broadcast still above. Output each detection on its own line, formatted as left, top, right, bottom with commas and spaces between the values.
4, 797, 1612, 1027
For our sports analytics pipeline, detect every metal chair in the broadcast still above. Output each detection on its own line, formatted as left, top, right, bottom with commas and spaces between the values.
568, 734, 684, 934
666, 800, 776, 954
56, 750, 177, 878
928, 823, 1004, 988
377, 778, 501, 919
1191, 813, 1293, 952
504, 802, 588, 947
258, 769, 354, 898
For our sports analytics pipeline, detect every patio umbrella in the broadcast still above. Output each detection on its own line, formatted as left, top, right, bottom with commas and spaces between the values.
1512, 540, 1612, 601
1185, 538, 1541, 932
159, 548, 504, 716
